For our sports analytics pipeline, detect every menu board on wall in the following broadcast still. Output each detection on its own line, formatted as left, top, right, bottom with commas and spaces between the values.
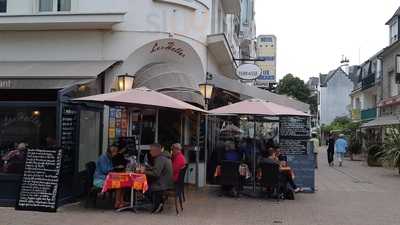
60, 106, 78, 174
279, 116, 310, 138
16, 148, 63, 212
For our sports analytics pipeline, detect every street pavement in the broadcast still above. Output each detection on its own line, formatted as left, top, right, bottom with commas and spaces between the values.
1, 147, 400, 225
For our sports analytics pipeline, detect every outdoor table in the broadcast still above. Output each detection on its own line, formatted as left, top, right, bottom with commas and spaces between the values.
102, 172, 148, 212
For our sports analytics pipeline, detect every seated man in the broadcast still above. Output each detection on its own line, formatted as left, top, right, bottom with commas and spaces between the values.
1, 143, 27, 174
145, 143, 173, 213
171, 143, 186, 183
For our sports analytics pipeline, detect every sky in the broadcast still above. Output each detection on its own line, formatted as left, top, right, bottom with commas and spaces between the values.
255, 0, 400, 81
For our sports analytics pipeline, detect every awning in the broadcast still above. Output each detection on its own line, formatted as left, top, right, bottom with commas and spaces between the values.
361, 115, 400, 128
134, 62, 204, 106
74, 87, 206, 113
211, 73, 310, 113
0, 61, 116, 89
209, 98, 310, 117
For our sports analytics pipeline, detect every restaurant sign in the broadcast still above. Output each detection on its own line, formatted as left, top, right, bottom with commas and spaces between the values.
236, 64, 262, 80
150, 41, 186, 58
0, 80, 12, 88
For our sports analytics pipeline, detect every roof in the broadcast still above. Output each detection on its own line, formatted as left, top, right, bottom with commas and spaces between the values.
361, 115, 400, 128
212, 73, 310, 113
307, 77, 319, 87
386, 6, 400, 25
320, 68, 342, 87
319, 74, 327, 86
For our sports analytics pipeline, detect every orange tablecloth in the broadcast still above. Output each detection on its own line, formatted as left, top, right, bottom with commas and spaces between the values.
102, 172, 148, 193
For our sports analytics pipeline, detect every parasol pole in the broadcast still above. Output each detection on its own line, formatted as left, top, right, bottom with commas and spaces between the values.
252, 115, 257, 193
138, 109, 143, 164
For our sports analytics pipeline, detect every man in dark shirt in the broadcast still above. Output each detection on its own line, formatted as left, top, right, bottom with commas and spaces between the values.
145, 143, 173, 213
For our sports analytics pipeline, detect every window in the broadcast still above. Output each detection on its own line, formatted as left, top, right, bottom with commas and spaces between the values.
39, 0, 53, 12
0, 0, 6, 13
58, 0, 71, 11
39, 0, 70, 12
390, 19, 398, 44
0, 107, 56, 175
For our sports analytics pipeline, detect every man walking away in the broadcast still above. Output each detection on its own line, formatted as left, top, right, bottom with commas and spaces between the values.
334, 134, 348, 167
327, 134, 335, 166
310, 133, 320, 169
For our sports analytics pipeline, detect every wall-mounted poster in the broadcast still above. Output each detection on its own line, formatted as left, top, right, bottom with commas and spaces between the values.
109, 107, 129, 146
109, 128, 116, 139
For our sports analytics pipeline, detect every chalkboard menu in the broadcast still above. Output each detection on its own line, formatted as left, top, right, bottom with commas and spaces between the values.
279, 139, 308, 155
279, 116, 310, 138
60, 106, 78, 174
279, 116, 314, 192
16, 148, 63, 212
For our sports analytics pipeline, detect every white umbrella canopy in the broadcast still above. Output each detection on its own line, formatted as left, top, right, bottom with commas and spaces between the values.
209, 98, 310, 116
73, 87, 206, 113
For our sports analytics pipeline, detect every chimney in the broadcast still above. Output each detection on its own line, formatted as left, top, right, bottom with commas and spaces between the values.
340, 55, 350, 75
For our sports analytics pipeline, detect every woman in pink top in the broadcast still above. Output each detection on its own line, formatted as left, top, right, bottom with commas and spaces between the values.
171, 143, 186, 182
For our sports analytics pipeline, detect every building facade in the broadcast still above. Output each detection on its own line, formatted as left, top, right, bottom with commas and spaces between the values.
0, 0, 308, 205
350, 53, 382, 123
256, 35, 277, 88
319, 67, 355, 126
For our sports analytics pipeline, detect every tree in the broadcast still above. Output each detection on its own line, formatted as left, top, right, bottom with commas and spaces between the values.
277, 74, 311, 103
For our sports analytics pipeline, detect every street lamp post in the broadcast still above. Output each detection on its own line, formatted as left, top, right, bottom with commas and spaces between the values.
199, 75, 214, 187
117, 73, 136, 91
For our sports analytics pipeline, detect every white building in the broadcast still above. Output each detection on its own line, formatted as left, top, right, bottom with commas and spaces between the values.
319, 67, 355, 125
0, 0, 309, 204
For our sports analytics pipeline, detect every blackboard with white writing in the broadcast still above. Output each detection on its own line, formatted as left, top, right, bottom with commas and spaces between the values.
279, 116, 310, 138
279, 139, 308, 155
16, 148, 63, 212
279, 116, 314, 192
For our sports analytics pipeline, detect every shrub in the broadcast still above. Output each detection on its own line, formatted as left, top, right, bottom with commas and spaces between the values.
376, 126, 400, 174
367, 145, 383, 167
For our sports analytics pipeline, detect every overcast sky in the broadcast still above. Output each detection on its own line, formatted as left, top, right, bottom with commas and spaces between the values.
255, 0, 400, 81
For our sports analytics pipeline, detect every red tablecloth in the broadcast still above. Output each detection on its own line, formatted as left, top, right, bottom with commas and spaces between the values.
102, 172, 148, 193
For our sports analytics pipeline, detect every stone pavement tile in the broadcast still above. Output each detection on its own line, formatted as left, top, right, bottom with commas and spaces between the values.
1, 148, 400, 225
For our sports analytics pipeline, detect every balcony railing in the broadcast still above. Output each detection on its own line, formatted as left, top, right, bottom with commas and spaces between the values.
362, 74, 375, 90
361, 108, 377, 121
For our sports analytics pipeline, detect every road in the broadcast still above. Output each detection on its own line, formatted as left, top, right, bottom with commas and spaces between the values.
1, 147, 400, 225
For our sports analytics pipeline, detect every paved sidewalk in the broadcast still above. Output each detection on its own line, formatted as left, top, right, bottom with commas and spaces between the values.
1, 147, 400, 225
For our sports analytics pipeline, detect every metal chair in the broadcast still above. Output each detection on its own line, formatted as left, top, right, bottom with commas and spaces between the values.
259, 162, 284, 201
220, 160, 241, 197
174, 165, 188, 215
84, 161, 106, 208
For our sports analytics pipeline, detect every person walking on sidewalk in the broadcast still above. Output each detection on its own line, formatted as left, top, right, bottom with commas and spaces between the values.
334, 134, 348, 167
310, 133, 320, 169
327, 134, 335, 166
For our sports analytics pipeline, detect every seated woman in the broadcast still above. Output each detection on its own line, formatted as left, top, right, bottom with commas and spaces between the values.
275, 147, 300, 193
93, 145, 126, 209
224, 141, 241, 162
258, 148, 300, 193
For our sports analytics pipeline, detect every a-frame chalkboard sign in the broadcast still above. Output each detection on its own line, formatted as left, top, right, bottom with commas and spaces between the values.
15, 148, 63, 212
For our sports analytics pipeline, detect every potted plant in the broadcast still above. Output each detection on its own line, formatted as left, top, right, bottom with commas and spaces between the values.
348, 138, 362, 161
367, 145, 383, 167
376, 125, 400, 174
